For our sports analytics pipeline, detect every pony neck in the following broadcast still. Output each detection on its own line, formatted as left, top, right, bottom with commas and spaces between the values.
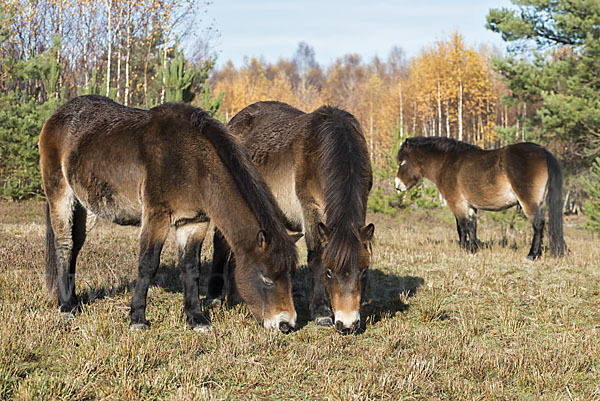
206, 192, 262, 256
413, 147, 447, 186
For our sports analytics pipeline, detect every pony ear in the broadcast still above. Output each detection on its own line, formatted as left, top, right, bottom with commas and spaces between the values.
290, 233, 304, 243
359, 223, 375, 242
317, 222, 331, 243
257, 230, 269, 251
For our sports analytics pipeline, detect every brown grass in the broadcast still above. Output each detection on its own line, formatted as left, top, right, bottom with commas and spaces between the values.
1, 200, 599, 400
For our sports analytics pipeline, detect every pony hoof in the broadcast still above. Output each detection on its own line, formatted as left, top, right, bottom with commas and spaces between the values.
192, 325, 212, 333
209, 298, 223, 307
60, 312, 75, 323
129, 323, 149, 331
315, 317, 334, 327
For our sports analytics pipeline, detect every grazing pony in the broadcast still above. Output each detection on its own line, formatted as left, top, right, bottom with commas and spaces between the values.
209, 101, 374, 334
40, 95, 300, 333
394, 136, 567, 259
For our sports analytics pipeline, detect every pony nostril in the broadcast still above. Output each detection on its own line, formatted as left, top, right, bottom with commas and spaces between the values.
279, 321, 292, 334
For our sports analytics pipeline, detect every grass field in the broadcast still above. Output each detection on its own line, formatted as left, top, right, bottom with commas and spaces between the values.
1, 200, 599, 400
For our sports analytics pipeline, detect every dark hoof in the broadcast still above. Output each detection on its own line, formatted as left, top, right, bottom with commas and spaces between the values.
60, 312, 75, 323
207, 298, 223, 307
129, 322, 149, 331
526, 254, 538, 261
315, 316, 334, 327
192, 324, 212, 333
59, 300, 80, 314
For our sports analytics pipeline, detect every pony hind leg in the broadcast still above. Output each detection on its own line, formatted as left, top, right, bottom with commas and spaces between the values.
466, 211, 480, 252
129, 211, 169, 330
176, 221, 211, 332
525, 206, 545, 260
45, 188, 86, 313
455, 211, 479, 253
455, 216, 468, 249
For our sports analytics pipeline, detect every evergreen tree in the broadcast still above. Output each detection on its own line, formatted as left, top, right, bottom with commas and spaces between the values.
162, 49, 196, 103
582, 158, 600, 232
486, 0, 600, 163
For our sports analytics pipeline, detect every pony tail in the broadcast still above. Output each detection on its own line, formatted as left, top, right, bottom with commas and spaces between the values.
546, 151, 567, 257
45, 202, 58, 303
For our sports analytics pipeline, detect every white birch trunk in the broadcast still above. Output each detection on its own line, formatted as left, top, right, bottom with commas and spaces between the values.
104, 0, 113, 98
458, 80, 463, 141
437, 81, 442, 136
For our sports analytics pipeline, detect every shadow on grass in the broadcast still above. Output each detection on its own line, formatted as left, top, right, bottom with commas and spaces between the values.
362, 270, 424, 326
78, 261, 424, 333
289, 265, 424, 331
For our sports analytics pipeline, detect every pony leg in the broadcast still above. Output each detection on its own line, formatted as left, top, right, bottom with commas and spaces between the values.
455, 217, 468, 249
466, 211, 480, 252
296, 172, 333, 325
176, 221, 211, 332
455, 214, 479, 252
129, 211, 169, 329
526, 208, 545, 260
307, 247, 333, 326
208, 228, 231, 300
45, 186, 85, 313
302, 214, 333, 326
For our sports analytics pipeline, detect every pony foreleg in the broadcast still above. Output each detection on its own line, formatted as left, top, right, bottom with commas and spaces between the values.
307, 248, 334, 326
208, 228, 230, 301
130, 212, 169, 330
176, 222, 211, 332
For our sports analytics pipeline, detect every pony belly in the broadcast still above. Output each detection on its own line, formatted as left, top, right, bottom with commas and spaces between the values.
273, 178, 304, 232
263, 163, 303, 232
68, 177, 142, 226
470, 182, 519, 211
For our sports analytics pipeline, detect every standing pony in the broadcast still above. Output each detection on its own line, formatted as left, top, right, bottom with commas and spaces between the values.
209, 101, 374, 334
40, 95, 300, 333
394, 136, 567, 259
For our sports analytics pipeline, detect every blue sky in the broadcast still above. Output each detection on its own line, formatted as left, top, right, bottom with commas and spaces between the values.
206, 0, 515, 67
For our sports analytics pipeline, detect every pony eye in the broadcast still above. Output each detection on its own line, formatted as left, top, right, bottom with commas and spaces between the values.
261, 275, 274, 287
325, 269, 333, 279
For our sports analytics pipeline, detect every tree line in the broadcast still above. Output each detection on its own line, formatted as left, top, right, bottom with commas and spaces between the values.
212, 32, 508, 166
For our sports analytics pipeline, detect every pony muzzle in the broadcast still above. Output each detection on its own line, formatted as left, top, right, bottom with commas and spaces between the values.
263, 311, 297, 333
394, 177, 407, 192
334, 309, 360, 334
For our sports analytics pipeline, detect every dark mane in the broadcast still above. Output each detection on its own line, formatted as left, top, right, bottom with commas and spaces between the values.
189, 107, 298, 273
312, 106, 372, 272
399, 136, 480, 160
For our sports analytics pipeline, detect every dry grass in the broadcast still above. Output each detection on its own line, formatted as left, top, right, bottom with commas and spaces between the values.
1, 200, 599, 400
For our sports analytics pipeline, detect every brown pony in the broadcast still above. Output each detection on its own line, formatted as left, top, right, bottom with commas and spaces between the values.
394, 136, 567, 259
40, 95, 301, 333
209, 101, 374, 334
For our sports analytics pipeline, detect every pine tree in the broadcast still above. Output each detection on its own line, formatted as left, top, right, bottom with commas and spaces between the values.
583, 158, 600, 232
162, 49, 196, 103
487, 0, 600, 162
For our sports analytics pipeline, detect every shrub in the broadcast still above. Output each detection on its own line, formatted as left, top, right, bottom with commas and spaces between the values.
582, 157, 600, 232
0, 92, 61, 199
